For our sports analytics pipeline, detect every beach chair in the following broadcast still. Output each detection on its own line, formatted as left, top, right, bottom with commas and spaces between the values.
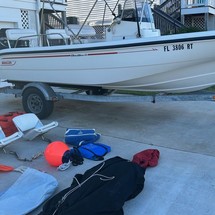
0, 126, 23, 152
12, 113, 58, 141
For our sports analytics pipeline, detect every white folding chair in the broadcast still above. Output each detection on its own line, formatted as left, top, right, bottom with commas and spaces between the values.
12, 113, 58, 141
0, 126, 23, 152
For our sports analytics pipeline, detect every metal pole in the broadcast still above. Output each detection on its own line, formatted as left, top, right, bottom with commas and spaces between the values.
36, 0, 42, 46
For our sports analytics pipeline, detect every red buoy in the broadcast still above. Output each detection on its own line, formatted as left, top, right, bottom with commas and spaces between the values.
44, 141, 69, 167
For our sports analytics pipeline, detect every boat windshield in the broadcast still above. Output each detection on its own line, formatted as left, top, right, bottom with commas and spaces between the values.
121, 0, 154, 23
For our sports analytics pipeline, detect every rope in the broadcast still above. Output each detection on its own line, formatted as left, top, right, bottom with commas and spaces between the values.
53, 161, 115, 214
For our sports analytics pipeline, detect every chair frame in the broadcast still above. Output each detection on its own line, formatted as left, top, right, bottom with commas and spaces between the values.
0, 126, 23, 152
12, 113, 58, 142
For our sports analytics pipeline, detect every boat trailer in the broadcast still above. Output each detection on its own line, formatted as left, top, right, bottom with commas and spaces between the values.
1, 81, 215, 119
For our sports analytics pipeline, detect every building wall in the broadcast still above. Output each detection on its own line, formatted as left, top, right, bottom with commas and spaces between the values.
181, 0, 215, 30
66, 0, 132, 23
0, 0, 37, 29
207, 14, 215, 30
154, 0, 162, 5
0, 0, 67, 31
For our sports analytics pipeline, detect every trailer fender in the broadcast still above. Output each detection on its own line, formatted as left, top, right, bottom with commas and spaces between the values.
21, 83, 57, 119
22, 82, 58, 101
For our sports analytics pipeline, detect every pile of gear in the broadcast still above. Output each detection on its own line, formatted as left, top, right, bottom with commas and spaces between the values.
45, 128, 111, 171
0, 111, 160, 215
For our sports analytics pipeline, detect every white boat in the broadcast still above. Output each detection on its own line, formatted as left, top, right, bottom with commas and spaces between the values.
1, 0, 215, 94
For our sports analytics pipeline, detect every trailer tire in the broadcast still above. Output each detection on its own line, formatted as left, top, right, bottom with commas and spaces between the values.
22, 88, 54, 119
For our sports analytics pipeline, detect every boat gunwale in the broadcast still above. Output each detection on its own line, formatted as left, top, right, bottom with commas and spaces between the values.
1, 31, 215, 56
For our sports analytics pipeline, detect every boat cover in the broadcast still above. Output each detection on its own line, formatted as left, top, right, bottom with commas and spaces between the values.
0, 167, 58, 215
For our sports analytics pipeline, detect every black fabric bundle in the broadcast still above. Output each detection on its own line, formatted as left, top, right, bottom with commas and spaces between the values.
39, 156, 146, 215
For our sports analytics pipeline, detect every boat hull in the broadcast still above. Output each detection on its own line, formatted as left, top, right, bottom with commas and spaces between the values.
1, 31, 215, 93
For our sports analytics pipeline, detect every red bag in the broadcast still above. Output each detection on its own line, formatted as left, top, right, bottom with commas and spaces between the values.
0, 112, 25, 136
132, 149, 160, 168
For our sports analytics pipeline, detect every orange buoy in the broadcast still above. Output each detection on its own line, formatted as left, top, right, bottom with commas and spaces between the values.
44, 141, 69, 167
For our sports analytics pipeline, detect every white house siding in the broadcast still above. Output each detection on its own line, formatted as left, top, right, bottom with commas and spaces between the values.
0, 7, 21, 28
0, 0, 67, 33
66, 0, 134, 23
153, 0, 162, 5
0, 0, 38, 30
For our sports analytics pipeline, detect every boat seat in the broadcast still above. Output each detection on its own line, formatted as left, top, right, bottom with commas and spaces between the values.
65, 24, 96, 38
12, 113, 58, 141
5, 28, 38, 48
46, 29, 71, 46
0, 126, 23, 152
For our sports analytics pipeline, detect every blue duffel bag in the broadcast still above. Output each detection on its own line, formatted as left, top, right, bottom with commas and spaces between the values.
65, 128, 100, 146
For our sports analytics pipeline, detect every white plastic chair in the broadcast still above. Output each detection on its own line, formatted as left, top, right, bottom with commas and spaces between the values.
0, 126, 23, 152
12, 113, 58, 141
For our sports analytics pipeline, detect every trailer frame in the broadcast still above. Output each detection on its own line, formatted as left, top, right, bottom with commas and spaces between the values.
1, 81, 215, 119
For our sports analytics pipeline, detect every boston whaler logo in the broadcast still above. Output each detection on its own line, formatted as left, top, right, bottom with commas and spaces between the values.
1, 60, 16, 66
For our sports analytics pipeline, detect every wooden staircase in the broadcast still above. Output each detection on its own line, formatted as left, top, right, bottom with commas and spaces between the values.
152, 0, 185, 35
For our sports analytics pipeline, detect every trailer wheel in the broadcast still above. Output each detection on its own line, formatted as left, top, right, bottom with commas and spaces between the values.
22, 88, 54, 119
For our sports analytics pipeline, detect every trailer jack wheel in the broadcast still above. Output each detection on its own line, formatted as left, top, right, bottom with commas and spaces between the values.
22, 88, 54, 119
